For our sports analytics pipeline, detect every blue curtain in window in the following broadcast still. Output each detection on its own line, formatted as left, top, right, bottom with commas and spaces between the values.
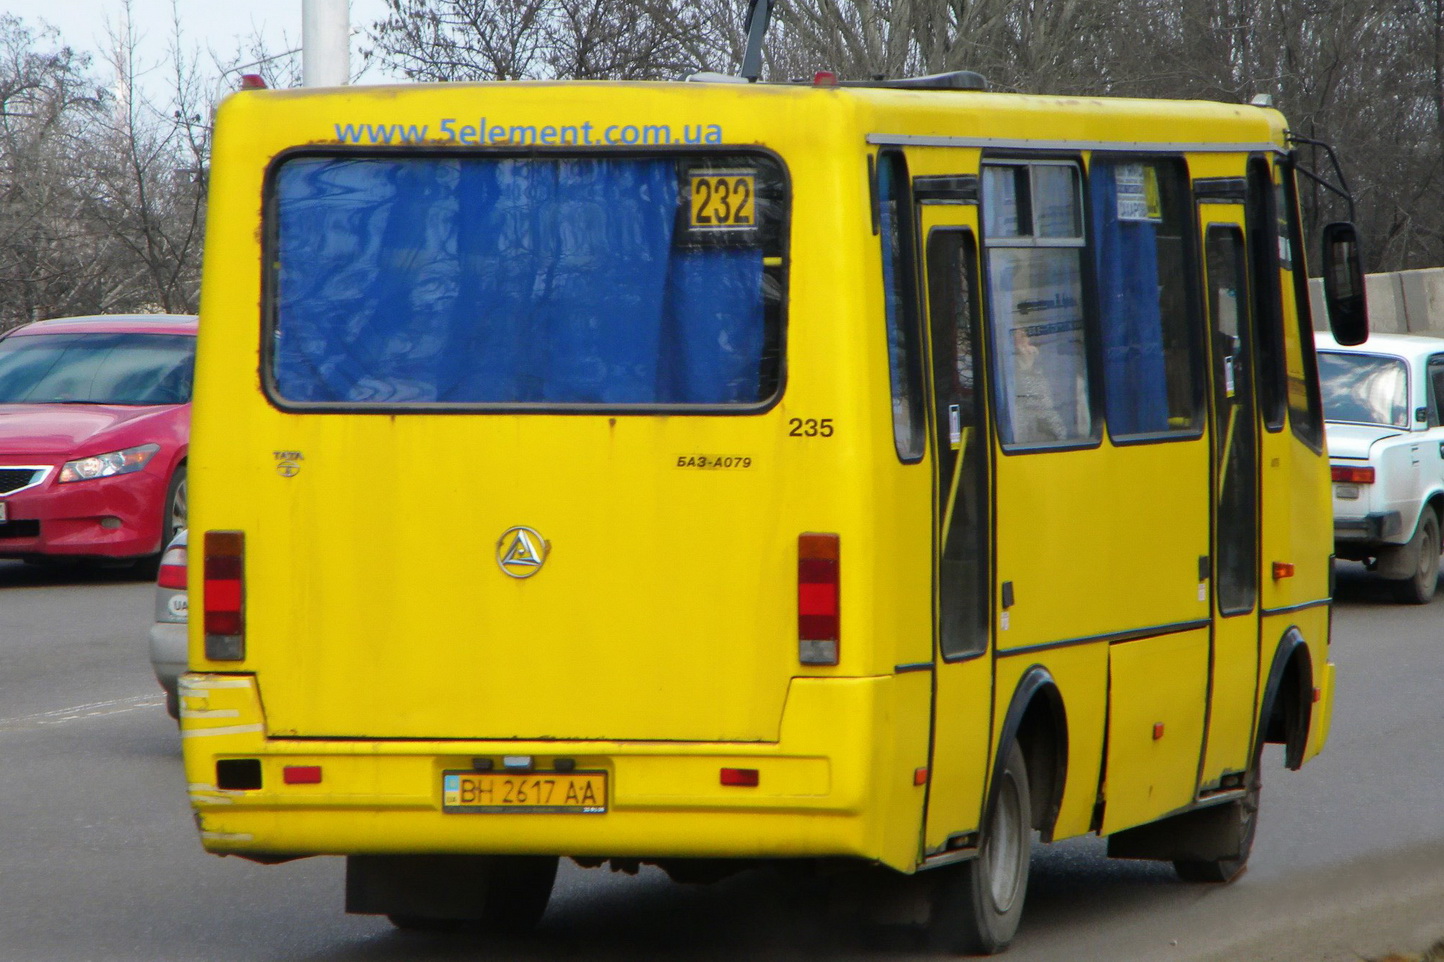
273, 156, 763, 405
1090, 168, 1168, 434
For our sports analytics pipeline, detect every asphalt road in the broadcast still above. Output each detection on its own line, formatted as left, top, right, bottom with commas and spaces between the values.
0, 559, 1440, 961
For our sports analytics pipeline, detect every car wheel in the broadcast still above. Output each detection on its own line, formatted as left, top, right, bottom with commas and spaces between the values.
928, 740, 1032, 955
1393, 508, 1440, 604
1173, 760, 1260, 883
162, 465, 187, 550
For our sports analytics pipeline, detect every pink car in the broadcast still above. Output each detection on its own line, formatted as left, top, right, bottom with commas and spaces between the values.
0, 314, 194, 563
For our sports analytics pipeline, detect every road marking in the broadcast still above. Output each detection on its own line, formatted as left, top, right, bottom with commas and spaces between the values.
0, 694, 164, 732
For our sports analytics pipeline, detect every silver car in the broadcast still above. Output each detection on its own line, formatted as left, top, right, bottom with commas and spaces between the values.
150, 528, 187, 717
1317, 332, 1444, 603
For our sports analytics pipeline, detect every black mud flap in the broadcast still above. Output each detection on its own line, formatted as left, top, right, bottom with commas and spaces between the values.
1105, 800, 1246, 863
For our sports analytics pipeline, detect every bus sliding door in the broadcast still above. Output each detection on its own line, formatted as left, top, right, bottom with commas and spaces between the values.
913, 177, 994, 859
1197, 209, 1262, 787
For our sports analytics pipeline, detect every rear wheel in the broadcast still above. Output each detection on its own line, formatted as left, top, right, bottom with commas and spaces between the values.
1173, 761, 1260, 883
1393, 508, 1440, 604
351, 854, 558, 934
929, 741, 1032, 955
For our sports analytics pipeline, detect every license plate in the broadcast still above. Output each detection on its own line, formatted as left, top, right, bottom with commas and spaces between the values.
442, 770, 606, 814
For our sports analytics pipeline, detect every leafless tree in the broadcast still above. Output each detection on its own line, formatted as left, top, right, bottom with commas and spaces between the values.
0, 0, 1439, 305
0, 16, 109, 326
82, 0, 208, 315
367, 0, 735, 80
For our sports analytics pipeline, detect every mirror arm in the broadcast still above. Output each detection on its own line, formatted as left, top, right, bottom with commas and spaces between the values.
1287, 133, 1356, 222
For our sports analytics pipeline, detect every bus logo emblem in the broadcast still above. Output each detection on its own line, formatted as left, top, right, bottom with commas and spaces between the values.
497, 526, 549, 578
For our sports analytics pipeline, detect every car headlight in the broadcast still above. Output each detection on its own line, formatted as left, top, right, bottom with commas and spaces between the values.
58, 444, 160, 483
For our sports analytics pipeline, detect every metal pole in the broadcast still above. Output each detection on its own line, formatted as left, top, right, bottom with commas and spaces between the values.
302, 0, 350, 87
740, 0, 772, 82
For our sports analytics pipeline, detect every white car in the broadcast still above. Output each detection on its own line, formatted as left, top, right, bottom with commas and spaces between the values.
150, 529, 187, 717
1316, 332, 1444, 602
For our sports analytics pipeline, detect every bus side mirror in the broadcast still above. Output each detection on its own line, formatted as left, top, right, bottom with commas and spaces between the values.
1322, 221, 1368, 346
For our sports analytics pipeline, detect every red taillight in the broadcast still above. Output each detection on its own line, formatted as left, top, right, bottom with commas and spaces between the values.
204, 531, 245, 661
283, 765, 323, 785
798, 533, 839, 666
1331, 465, 1375, 484
157, 542, 187, 590
720, 767, 759, 787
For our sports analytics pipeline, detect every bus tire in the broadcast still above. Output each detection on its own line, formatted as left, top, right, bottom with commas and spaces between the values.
477, 854, 558, 932
1173, 762, 1260, 883
928, 741, 1032, 955
353, 854, 558, 933
1392, 508, 1440, 604
386, 914, 464, 932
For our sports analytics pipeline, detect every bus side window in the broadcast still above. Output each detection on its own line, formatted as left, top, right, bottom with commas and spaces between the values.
1088, 158, 1203, 438
927, 228, 989, 660
1206, 225, 1259, 614
1430, 360, 1444, 427
982, 161, 1094, 447
1247, 158, 1288, 431
878, 151, 926, 461
1277, 160, 1325, 450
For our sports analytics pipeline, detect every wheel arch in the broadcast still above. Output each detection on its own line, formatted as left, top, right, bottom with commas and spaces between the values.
991, 665, 1068, 842
1424, 493, 1444, 544
1259, 626, 1313, 771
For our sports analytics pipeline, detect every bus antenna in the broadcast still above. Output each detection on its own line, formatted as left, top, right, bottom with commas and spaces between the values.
740, 0, 773, 82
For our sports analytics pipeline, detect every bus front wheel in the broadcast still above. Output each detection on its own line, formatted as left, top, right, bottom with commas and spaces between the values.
929, 741, 1032, 955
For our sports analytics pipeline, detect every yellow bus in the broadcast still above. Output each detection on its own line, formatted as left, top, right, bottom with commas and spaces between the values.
181, 71, 1367, 953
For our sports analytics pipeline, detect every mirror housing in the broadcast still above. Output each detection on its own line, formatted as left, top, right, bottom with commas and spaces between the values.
1322, 221, 1368, 346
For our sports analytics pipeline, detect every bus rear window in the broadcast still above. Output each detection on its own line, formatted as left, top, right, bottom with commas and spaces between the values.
267, 152, 786, 409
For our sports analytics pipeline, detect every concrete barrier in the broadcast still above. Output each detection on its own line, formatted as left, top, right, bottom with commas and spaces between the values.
1311, 267, 1444, 336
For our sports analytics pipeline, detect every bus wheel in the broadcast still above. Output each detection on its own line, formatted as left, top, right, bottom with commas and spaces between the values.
1393, 509, 1440, 604
1173, 764, 1260, 883
475, 855, 558, 932
350, 854, 558, 933
386, 915, 465, 932
929, 741, 1032, 955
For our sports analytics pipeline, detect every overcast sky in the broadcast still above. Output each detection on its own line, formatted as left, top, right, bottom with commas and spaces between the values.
4, 0, 395, 87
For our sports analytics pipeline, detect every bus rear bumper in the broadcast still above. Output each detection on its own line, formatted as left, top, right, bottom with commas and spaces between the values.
179, 671, 931, 871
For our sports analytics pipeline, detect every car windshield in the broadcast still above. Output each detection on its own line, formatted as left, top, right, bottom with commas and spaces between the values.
0, 332, 195, 405
1318, 350, 1410, 428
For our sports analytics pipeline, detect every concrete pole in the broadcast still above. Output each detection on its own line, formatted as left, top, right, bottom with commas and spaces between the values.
302, 0, 349, 87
